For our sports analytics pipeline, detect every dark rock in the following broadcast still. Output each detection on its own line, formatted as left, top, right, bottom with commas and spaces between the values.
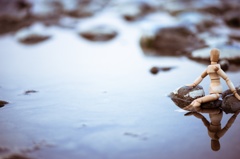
18, 34, 50, 44
222, 86, 240, 114
79, 25, 118, 42
3, 154, 32, 159
169, 85, 205, 109
140, 26, 206, 56
219, 59, 229, 71
170, 85, 221, 109
224, 10, 240, 28
0, 100, 8, 108
201, 99, 222, 109
150, 66, 174, 75
150, 67, 159, 74
190, 45, 240, 64
24, 90, 38, 95
15, 24, 51, 44
0, 0, 33, 34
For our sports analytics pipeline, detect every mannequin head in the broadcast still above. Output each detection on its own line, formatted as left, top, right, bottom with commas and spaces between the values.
210, 48, 220, 63
211, 139, 220, 151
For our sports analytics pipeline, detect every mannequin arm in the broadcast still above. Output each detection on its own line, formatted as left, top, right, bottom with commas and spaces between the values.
185, 112, 210, 127
188, 69, 207, 87
217, 111, 240, 138
217, 69, 240, 100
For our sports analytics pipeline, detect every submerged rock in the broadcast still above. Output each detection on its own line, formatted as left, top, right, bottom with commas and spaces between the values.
15, 23, 51, 44
24, 90, 38, 95
78, 25, 118, 42
190, 45, 240, 64
140, 25, 206, 56
169, 85, 221, 109
0, 100, 8, 108
222, 86, 240, 114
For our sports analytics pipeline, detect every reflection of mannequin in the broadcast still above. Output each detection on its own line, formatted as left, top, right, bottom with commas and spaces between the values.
184, 48, 240, 112
185, 110, 240, 151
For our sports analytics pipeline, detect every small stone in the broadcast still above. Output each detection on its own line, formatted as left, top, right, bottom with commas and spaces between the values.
219, 59, 229, 71
222, 86, 240, 114
78, 25, 118, 42
150, 66, 174, 75
150, 67, 159, 74
15, 23, 51, 44
0, 100, 8, 108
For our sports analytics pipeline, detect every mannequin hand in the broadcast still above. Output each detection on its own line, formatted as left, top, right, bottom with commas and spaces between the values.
183, 105, 199, 112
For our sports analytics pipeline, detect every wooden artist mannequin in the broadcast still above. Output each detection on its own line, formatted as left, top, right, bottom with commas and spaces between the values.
184, 48, 240, 111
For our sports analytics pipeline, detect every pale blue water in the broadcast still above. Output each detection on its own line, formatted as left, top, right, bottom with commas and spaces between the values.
1, 1, 240, 159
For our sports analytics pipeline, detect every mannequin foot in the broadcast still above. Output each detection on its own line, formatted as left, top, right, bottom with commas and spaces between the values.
183, 100, 201, 112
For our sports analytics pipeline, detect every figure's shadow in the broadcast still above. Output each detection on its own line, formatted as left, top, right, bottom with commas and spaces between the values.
184, 108, 240, 151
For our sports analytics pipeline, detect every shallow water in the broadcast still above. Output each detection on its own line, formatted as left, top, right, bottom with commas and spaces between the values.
1, 8, 240, 159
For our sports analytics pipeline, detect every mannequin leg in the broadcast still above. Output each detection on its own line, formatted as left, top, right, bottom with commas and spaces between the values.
184, 94, 220, 112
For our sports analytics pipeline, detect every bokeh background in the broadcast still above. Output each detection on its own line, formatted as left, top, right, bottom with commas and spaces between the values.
1, 0, 240, 159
